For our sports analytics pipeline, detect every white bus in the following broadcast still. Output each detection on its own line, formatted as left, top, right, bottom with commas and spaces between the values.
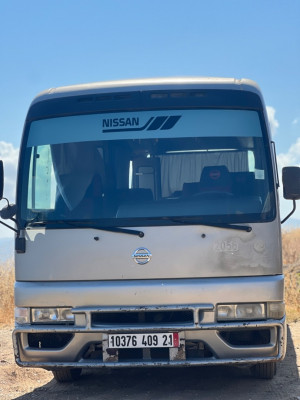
1, 77, 299, 382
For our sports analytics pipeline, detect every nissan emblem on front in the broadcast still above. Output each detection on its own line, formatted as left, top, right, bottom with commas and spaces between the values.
132, 248, 152, 265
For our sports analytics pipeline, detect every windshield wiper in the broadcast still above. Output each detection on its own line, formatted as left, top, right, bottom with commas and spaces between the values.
165, 217, 252, 232
27, 220, 145, 237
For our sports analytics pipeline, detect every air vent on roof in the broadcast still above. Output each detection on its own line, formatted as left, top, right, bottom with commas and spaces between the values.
150, 92, 206, 99
77, 93, 134, 103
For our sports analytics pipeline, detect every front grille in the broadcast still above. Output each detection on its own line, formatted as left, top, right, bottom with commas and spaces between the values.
82, 340, 214, 363
91, 310, 194, 326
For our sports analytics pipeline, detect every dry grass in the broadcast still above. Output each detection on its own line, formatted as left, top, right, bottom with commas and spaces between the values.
0, 259, 14, 325
0, 229, 299, 325
282, 228, 300, 322
282, 228, 300, 266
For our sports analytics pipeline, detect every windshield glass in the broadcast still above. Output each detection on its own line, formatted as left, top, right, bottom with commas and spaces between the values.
20, 108, 275, 226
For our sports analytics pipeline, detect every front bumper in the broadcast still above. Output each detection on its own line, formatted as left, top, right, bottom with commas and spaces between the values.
13, 304, 286, 369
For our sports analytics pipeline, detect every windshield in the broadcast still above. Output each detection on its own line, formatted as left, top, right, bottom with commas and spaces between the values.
20, 107, 275, 227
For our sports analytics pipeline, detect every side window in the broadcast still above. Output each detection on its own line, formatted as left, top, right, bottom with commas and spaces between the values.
248, 150, 255, 172
27, 145, 57, 210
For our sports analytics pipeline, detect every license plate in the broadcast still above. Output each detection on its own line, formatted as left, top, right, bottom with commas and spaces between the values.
108, 332, 179, 348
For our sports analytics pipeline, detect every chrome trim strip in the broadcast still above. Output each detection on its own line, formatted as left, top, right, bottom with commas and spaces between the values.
13, 318, 283, 333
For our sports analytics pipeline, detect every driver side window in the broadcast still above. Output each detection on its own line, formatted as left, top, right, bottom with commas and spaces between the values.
27, 145, 57, 210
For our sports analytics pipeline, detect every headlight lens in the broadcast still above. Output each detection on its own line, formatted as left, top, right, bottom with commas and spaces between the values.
217, 303, 266, 321
31, 308, 74, 324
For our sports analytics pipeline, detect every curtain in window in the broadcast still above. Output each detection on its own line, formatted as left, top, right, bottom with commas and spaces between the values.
160, 152, 248, 197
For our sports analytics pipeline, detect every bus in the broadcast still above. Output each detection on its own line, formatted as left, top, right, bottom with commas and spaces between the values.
1, 77, 299, 382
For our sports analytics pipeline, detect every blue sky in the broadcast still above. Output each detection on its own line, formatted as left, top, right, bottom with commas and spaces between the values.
0, 0, 300, 240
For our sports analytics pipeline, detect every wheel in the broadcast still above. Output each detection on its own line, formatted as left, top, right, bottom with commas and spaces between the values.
251, 362, 277, 379
52, 368, 82, 383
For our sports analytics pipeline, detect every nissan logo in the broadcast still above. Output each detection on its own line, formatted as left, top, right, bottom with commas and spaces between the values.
132, 247, 152, 265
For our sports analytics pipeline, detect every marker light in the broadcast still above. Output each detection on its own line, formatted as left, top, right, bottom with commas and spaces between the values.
15, 307, 30, 325
267, 302, 285, 319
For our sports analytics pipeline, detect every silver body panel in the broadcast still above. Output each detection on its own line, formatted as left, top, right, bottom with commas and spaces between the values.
15, 275, 284, 308
15, 221, 281, 281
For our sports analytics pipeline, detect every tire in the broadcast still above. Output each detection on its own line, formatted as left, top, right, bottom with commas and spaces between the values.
52, 368, 82, 383
251, 362, 277, 379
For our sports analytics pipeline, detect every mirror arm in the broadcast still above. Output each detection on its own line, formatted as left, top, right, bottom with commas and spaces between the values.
281, 199, 296, 224
0, 219, 19, 233
0, 200, 19, 233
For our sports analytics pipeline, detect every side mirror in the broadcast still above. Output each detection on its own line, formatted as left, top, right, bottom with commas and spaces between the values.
0, 160, 3, 200
0, 204, 17, 219
282, 166, 300, 200
281, 166, 300, 224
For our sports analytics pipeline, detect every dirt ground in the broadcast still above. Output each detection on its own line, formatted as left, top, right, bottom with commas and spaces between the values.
0, 323, 299, 400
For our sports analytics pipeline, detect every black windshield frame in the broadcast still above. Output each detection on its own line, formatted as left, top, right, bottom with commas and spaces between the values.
17, 89, 276, 229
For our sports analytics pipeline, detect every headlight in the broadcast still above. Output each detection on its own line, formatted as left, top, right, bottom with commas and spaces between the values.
217, 303, 266, 321
15, 307, 30, 325
31, 308, 74, 324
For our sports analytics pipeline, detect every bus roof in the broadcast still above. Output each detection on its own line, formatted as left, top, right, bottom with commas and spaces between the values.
31, 77, 262, 105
